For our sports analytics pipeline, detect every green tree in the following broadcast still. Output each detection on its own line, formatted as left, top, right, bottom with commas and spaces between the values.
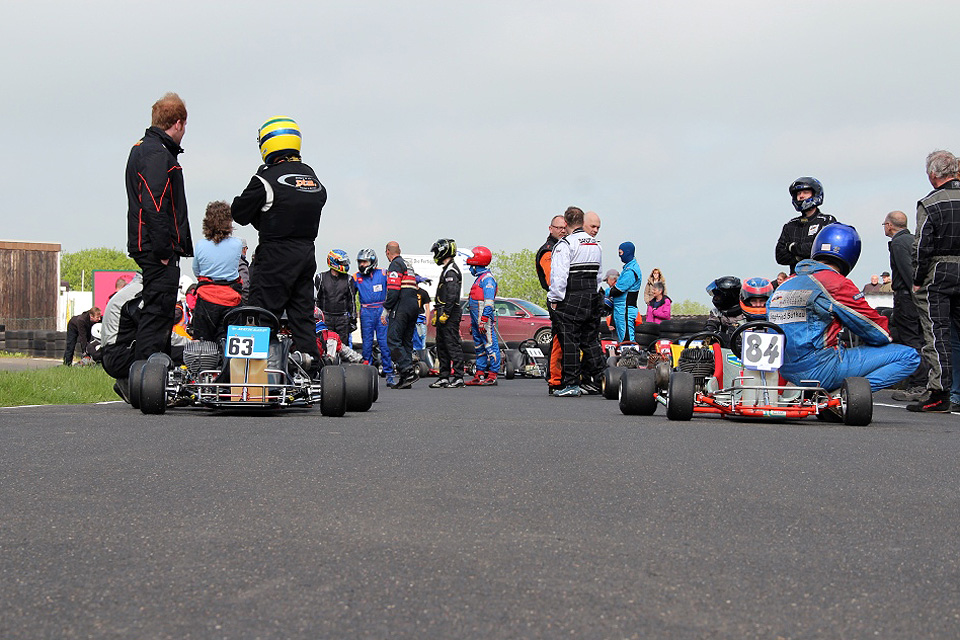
60, 247, 138, 291
491, 248, 547, 307
672, 299, 709, 316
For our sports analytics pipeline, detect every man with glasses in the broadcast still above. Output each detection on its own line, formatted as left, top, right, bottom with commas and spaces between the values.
535, 213, 568, 393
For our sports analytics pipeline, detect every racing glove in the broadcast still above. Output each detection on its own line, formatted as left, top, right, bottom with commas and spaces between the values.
478, 316, 489, 333
380, 309, 389, 326
438, 312, 448, 325
349, 317, 358, 333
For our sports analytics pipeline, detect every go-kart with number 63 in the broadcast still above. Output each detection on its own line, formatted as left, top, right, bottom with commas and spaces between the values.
128, 306, 379, 416
617, 321, 874, 426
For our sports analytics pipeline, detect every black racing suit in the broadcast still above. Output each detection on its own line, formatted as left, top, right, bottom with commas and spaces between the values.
231, 153, 325, 366
434, 260, 463, 381
913, 179, 960, 393
384, 255, 419, 377
775, 209, 838, 274
125, 126, 194, 360
315, 270, 357, 345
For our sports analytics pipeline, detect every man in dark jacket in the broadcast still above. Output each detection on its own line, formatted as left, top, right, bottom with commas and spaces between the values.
775, 177, 838, 274
383, 241, 419, 389
125, 93, 194, 360
884, 210, 929, 400
63, 307, 101, 365
231, 116, 325, 370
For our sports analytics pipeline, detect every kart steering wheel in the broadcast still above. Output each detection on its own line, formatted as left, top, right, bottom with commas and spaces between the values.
221, 306, 281, 334
728, 321, 786, 357
682, 331, 727, 350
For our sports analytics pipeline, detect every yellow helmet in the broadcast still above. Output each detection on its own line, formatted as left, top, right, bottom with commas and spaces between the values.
257, 116, 301, 162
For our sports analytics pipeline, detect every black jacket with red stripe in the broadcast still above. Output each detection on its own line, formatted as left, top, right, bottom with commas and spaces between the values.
383, 256, 418, 310
125, 127, 194, 260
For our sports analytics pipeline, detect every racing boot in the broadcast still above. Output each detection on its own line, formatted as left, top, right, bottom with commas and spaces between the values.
448, 377, 465, 388
554, 385, 582, 398
478, 371, 498, 386
395, 369, 418, 390
906, 390, 951, 413
579, 381, 601, 395
429, 378, 450, 389
385, 374, 399, 388
464, 371, 487, 386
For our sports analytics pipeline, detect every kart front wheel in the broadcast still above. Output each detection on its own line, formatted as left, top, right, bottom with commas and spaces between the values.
320, 366, 347, 417
503, 354, 515, 380
139, 360, 169, 415
841, 377, 873, 426
603, 366, 624, 400
619, 369, 657, 416
666, 371, 695, 421
344, 365, 375, 412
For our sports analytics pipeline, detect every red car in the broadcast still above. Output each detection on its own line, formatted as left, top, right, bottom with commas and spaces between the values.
426, 297, 553, 349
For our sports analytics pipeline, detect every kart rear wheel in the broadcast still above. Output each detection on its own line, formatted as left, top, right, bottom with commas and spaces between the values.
139, 360, 168, 415
619, 369, 657, 415
320, 365, 347, 417
369, 365, 379, 402
841, 376, 873, 426
666, 371, 695, 421
603, 366, 624, 400
416, 360, 430, 378
128, 359, 148, 410
344, 365, 375, 412
654, 361, 672, 391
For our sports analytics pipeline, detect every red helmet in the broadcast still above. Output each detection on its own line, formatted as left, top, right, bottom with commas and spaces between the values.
466, 245, 492, 267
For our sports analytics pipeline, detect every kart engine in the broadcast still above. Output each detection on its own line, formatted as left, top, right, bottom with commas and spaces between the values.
183, 340, 221, 376
676, 346, 715, 389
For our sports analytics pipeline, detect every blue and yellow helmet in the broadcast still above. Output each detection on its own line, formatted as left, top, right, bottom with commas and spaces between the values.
258, 116, 301, 163
327, 249, 350, 274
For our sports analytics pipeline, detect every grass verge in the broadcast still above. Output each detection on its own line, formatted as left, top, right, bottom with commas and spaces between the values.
0, 366, 118, 407
0, 350, 30, 358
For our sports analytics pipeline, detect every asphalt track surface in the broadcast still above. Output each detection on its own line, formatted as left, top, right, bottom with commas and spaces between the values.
2, 378, 959, 639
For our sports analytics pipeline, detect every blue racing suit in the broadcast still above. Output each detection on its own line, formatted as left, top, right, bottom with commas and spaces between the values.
767, 259, 919, 392
610, 259, 642, 342
354, 268, 393, 376
468, 267, 501, 373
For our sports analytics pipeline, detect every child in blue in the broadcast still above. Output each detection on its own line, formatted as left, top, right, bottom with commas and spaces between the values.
608, 241, 642, 341
354, 248, 395, 385
464, 246, 501, 386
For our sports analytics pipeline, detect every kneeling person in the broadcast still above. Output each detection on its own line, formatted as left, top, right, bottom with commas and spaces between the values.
767, 223, 919, 394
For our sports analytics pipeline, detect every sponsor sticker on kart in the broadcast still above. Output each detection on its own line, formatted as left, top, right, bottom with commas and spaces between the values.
226, 325, 270, 359
741, 331, 783, 371
526, 347, 544, 358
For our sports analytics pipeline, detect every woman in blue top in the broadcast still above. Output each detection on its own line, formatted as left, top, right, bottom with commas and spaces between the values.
191, 201, 244, 341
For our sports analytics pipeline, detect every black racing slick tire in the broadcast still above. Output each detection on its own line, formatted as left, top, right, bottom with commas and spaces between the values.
841, 376, 873, 426
128, 359, 148, 410
666, 371, 695, 421
619, 368, 657, 416
603, 366, 624, 400
344, 364, 375, 412
320, 365, 347, 417
139, 360, 168, 415
504, 355, 515, 379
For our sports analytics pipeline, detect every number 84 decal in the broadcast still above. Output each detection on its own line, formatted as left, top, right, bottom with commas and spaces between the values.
741, 331, 783, 371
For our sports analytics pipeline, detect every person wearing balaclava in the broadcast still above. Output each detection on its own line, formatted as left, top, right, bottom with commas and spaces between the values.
608, 241, 643, 341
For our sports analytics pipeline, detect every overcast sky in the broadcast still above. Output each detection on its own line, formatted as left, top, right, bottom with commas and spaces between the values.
2, 0, 957, 304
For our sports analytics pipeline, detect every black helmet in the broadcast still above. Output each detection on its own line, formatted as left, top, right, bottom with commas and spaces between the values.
706, 276, 741, 312
789, 177, 824, 213
431, 238, 457, 265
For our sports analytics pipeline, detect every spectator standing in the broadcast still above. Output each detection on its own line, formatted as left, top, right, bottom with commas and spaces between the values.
535, 213, 569, 394
125, 92, 194, 360
643, 268, 667, 305
775, 177, 837, 274
548, 209, 605, 397
879, 271, 893, 293
909, 149, 960, 412
231, 115, 324, 373
63, 307, 102, 365
862, 274, 882, 293
884, 210, 930, 401
238, 238, 251, 305
414, 286, 431, 351
383, 241, 420, 389
645, 283, 671, 324
191, 201, 243, 341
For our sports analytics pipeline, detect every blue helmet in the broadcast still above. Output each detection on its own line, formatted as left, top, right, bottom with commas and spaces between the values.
789, 177, 824, 213
811, 223, 861, 275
